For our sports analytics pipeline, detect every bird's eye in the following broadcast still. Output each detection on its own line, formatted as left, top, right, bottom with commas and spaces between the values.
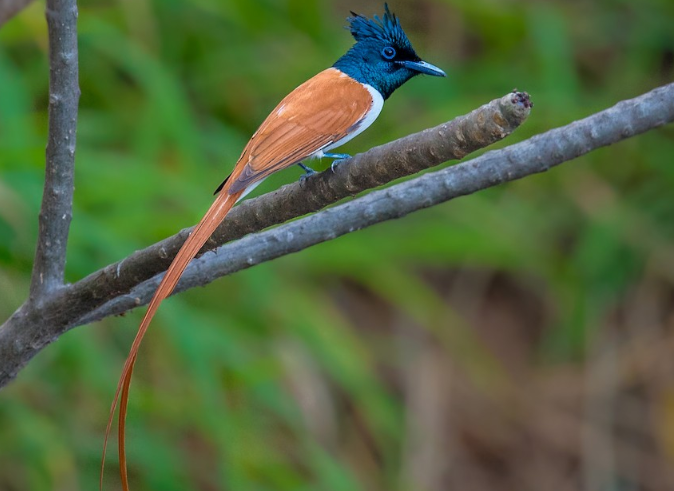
381, 46, 396, 60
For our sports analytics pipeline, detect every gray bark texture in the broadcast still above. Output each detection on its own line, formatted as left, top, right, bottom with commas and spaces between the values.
1, 90, 533, 387
29, 0, 79, 299
1, 27, 673, 387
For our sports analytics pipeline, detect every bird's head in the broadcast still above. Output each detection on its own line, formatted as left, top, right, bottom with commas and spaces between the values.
333, 4, 446, 99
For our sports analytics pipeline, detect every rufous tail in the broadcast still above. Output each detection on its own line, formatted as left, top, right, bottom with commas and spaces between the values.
100, 188, 243, 491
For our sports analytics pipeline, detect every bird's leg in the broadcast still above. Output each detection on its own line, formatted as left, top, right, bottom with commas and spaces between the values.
323, 153, 351, 172
297, 152, 351, 184
298, 162, 317, 175
298, 163, 317, 184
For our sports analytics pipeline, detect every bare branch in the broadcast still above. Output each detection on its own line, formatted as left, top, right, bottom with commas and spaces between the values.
29, 0, 80, 299
79, 82, 674, 325
0, 0, 35, 27
1, 83, 672, 387
68, 91, 533, 311
0, 91, 530, 386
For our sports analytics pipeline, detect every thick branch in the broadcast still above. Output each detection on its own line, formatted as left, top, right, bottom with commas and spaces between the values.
29, 0, 80, 299
0, 0, 35, 27
79, 82, 674, 325
1, 83, 672, 387
64, 91, 533, 311
1, 91, 530, 386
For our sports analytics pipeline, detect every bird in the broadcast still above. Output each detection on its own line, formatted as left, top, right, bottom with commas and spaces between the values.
101, 4, 445, 490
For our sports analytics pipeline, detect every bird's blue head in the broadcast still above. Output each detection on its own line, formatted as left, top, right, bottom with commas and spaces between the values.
333, 4, 446, 100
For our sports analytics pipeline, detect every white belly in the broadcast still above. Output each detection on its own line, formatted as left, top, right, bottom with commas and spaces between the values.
313, 83, 384, 157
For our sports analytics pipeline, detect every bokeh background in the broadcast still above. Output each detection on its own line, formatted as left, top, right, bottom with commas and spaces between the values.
1, 0, 674, 490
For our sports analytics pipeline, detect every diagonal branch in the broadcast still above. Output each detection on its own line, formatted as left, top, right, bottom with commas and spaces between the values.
1, 82, 672, 388
70, 91, 533, 310
0, 91, 531, 387
78, 82, 674, 326
29, 0, 80, 299
0, 0, 35, 27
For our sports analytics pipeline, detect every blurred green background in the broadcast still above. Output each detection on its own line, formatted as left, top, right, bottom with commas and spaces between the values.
1, 0, 674, 490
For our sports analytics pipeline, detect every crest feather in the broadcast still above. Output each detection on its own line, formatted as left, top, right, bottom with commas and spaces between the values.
347, 3, 411, 48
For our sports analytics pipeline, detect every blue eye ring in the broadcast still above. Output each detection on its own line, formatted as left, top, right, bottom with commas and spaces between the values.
381, 46, 396, 60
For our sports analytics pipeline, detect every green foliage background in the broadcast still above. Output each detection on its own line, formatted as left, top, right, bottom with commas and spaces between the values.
1, 0, 674, 490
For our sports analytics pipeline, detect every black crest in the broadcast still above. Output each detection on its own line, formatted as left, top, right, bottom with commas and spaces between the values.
347, 3, 412, 50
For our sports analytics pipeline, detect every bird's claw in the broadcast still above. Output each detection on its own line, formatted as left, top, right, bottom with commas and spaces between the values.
298, 163, 317, 186
298, 165, 317, 187
323, 153, 351, 173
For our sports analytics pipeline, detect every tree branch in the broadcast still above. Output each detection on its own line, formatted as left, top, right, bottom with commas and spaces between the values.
29, 0, 79, 299
66, 90, 533, 312
0, 0, 35, 27
79, 82, 674, 325
0, 91, 530, 387
1, 83, 672, 388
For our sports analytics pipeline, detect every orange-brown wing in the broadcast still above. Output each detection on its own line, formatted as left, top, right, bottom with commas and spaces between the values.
227, 68, 373, 193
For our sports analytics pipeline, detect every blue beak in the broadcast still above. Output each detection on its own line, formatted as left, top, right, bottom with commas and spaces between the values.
399, 60, 447, 77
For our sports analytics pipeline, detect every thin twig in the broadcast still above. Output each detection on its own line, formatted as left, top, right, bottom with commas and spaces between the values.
1, 83, 672, 387
29, 0, 80, 299
0, 0, 35, 27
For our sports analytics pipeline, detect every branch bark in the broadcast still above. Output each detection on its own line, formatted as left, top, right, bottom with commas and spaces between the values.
29, 0, 79, 299
1, 83, 672, 388
0, 0, 35, 27
79, 90, 532, 311
0, 91, 530, 387
80, 82, 674, 324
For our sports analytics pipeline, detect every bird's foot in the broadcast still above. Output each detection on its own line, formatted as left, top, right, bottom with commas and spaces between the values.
298, 163, 317, 185
324, 153, 351, 172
